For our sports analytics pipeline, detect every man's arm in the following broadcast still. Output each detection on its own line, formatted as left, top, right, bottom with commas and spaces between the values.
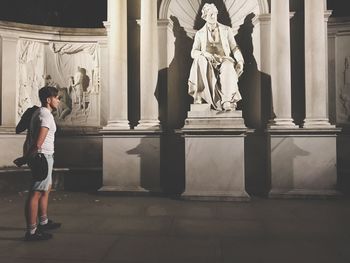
25, 127, 49, 158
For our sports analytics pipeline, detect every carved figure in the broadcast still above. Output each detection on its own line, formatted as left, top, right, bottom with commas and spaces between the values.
340, 57, 350, 121
188, 3, 244, 111
56, 87, 72, 120
73, 66, 90, 111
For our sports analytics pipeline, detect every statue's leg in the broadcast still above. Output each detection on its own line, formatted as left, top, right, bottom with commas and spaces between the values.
219, 60, 241, 110
219, 60, 237, 103
197, 55, 217, 108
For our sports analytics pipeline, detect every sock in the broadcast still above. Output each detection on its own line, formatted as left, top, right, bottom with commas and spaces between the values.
27, 224, 37, 235
39, 215, 48, 225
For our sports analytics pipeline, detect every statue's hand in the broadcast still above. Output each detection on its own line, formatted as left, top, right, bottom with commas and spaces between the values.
235, 62, 244, 76
202, 51, 215, 63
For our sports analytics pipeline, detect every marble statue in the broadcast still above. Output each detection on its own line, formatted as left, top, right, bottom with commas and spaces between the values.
188, 3, 244, 111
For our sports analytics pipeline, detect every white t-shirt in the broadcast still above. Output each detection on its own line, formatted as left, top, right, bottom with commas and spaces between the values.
29, 107, 56, 155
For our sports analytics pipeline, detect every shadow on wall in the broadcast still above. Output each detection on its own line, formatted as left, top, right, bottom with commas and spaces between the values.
236, 13, 273, 196
236, 12, 274, 129
268, 137, 310, 193
127, 137, 162, 193
155, 15, 194, 195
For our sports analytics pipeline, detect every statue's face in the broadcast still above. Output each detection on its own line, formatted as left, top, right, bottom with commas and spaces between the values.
205, 9, 217, 24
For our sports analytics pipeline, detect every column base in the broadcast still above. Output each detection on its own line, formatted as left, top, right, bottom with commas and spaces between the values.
103, 120, 130, 130
268, 118, 298, 129
303, 118, 335, 128
135, 120, 161, 130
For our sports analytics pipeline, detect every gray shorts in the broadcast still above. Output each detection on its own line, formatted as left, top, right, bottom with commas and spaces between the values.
31, 154, 54, 192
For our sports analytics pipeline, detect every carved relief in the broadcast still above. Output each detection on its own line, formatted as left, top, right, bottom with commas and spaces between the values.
18, 40, 100, 126
18, 40, 45, 117
339, 56, 350, 123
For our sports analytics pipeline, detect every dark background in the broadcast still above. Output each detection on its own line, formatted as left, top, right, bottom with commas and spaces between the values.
0, 0, 348, 28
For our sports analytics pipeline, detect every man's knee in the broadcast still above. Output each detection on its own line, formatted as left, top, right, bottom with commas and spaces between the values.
29, 191, 42, 200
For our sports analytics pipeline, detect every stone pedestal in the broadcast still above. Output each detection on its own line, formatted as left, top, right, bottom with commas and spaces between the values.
181, 105, 249, 201
268, 129, 341, 198
99, 131, 161, 194
183, 104, 246, 130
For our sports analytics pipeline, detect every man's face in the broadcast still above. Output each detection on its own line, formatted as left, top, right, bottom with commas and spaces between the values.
48, 95, 60, 110
206, 9, 218, 24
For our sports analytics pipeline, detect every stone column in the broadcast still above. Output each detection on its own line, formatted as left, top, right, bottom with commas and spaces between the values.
103, 0, 130, 130
136, 0, 160, 129
1, 35, 18, 128
269, 0, 296, 128
304, 0, 333, 127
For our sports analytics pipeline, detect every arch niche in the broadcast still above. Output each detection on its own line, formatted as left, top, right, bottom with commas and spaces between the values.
157, 0, 270, 129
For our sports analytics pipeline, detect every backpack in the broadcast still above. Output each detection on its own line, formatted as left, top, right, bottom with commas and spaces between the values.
16, 106, 39, 134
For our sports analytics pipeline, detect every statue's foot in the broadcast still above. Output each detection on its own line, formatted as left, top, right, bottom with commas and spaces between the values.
194, 98, 202, 104
222, 101, 232, 111
232, 102, 237, 110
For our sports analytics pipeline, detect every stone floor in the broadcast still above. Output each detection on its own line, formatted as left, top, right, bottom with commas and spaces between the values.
0, 190, 350, 263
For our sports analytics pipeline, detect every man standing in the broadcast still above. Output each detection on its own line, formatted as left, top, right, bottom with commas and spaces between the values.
24, 86, 61, 241
188, 3, 244, 111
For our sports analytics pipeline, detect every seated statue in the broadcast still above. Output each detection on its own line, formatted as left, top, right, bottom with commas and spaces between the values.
188, 3, 244, 111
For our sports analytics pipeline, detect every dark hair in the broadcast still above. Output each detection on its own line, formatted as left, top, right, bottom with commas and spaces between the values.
39, 86, 58, 106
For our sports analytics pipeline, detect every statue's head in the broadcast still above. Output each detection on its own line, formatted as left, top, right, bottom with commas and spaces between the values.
201, 3, 218, 24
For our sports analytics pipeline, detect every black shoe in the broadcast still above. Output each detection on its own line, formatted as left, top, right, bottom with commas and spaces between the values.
38, 219, 61, 231
25, 229, 52, 241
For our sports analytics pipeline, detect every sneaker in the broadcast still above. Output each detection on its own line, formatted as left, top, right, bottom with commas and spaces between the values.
38, 219, 61, 231
25, 229, 52, 241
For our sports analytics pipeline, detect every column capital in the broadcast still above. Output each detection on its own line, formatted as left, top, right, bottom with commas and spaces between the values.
158, 19, 170, 28
255, 14, 271, 24
324, 10, 333, 22
103, 21, 111, 31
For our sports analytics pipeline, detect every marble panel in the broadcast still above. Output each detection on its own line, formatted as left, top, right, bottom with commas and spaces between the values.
0, 135, 25, 167
269, 134, 338, 197
101, 135, 161, 193
183, 135, 249, 200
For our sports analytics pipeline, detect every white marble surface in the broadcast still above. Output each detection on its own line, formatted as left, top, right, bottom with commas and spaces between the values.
269, 134, 338, 196
0, 135, 25, 167
102, 135, 161, 193
269, 0, 295, 128
184, 104, 246, 129
1, 35, 18, 127
182, 135, 249, 200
